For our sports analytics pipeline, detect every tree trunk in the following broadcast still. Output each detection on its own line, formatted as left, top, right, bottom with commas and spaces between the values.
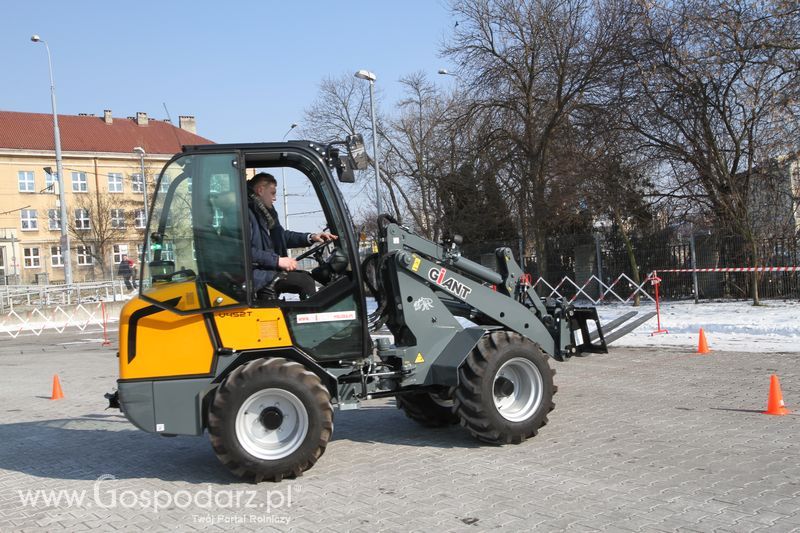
614, 210, 640, 306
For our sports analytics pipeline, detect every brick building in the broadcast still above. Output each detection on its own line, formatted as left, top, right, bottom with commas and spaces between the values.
0, 110, 213, 284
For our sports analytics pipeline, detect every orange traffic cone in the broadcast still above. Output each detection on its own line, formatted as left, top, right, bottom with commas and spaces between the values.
697, 328, 710, 354
763, 374, 790, 416
50, 374, 64, 400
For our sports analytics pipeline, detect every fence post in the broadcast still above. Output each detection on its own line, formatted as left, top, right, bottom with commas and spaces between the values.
594, 233, 604, 301
690, 231, 699, 304
110, 258, 117, 302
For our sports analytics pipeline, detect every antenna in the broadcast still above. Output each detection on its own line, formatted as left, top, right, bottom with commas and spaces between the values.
163, 102, 183, 148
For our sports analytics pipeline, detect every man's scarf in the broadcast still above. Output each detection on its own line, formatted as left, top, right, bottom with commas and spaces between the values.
248, 190, 277, 230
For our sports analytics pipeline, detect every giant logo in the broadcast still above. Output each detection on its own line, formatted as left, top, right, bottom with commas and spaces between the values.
427, 267, 472, 299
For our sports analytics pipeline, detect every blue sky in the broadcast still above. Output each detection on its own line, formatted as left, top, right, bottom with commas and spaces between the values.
2, 0, 456, 143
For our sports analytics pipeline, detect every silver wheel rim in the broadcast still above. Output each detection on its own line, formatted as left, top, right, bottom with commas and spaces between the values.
493, 357, 543, 422
235, 388, 308, 460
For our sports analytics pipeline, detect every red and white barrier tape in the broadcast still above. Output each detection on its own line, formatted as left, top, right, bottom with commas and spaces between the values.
656, 266, 800, 273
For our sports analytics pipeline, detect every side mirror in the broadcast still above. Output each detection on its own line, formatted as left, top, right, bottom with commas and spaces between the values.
346, 134, 369, 170
335, 156, 356, 183
149, 260, 175, 282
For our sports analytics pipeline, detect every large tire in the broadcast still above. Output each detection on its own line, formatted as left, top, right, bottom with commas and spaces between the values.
454, 331, 556, 444
207, 358, 333, 482
396, 390, 459, 427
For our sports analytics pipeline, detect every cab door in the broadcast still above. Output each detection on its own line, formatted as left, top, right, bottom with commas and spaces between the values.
120, 151, 249, 380
241, 146, 369, 362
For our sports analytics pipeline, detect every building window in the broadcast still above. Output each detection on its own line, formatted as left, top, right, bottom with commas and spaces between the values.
159, 176, 171, 193
48, 209, 61, 230
23, 247, 40, 268
131, 173, 144, 193
134, 209, 146, 229
51, 245, 63, 267
45, 170, 57, 193
110, 209, 126, 229
20, 209, 38, 231
162, 242, 175, 262
72, 172, 88, 192
77, 245, 93, 265
108, 172, 124, 193
75, 209, 91, 230
113, 244, 129, 264
18, 171, 35, 192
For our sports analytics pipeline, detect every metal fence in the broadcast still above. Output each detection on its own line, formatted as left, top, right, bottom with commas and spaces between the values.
9, 231, 798, 312
0, 280, 129, 312
520, 231, 800, 302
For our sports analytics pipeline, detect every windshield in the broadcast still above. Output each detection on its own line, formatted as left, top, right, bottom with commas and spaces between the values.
142, 152, 246, 311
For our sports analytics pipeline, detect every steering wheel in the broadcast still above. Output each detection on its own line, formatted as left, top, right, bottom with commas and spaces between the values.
295, 240, 332, 262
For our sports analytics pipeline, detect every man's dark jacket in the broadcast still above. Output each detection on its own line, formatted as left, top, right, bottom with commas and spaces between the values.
248, 203, 310, 290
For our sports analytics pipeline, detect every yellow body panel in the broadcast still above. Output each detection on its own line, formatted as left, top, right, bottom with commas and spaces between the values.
214, 307, 292, 351
119, 287, 215, 380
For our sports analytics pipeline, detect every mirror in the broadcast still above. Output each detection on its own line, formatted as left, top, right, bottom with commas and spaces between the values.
346, 134, 369, 170
336, 156, 356, 183
149, 260, 176, 282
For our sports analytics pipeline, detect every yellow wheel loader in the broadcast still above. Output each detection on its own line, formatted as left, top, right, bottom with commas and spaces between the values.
108, 136, 652, 481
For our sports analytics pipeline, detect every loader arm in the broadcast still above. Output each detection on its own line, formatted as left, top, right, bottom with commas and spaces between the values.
374, 222, 596, 370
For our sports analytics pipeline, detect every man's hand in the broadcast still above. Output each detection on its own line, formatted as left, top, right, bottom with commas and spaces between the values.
278, 257, 298, 271
310, 232, 338, 243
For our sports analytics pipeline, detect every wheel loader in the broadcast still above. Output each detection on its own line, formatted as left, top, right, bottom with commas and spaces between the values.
107, 136, 653, 481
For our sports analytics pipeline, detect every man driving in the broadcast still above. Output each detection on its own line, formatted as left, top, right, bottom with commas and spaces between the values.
248, 172, 337, 299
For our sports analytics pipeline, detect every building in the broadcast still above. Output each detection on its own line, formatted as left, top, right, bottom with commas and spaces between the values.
0, 110, 213, 284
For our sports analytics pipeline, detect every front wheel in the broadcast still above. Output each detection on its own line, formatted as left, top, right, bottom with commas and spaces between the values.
207, 358, 333, 482
454, 331, 556, 444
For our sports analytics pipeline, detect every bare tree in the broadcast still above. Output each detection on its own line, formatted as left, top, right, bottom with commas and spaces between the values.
69, 193, 138, 278
621, 0, 800, 304
444, 0, 637, 275
303, 73, 401, 226
303, 74, 374, 143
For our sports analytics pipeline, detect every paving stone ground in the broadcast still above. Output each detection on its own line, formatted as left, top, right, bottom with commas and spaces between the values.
0, 327, 798, 531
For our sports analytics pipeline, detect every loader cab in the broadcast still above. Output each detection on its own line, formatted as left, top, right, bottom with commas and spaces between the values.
139, 141, 370, 362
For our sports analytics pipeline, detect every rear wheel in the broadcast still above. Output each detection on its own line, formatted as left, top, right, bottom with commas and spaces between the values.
396, 389, 459, 427
454, 331, 556, 444
207, 358, 333, 482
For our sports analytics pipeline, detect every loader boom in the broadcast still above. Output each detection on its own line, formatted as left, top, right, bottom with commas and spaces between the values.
369, 220, 608, 391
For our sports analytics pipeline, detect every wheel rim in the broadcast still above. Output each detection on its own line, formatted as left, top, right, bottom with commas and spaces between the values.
493, 357, 543, 422
235, 388, 309, 460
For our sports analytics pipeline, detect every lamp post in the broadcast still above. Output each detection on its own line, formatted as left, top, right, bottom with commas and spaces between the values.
133, 147, 148, 226
31, 34, 72, 285
281, 124, 297, 229
354, 69, 381, 215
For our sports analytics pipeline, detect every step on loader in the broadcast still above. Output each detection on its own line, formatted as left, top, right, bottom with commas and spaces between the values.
106, 136, 651, 481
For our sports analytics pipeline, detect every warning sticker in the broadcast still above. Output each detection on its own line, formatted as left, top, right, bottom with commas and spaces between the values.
411, 255, 421, 272
415, 353, 425, 363
296, 310, 357, 324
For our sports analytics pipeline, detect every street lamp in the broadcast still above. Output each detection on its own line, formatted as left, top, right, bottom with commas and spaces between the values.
133, 147, 148, 227
281, 123, 297, 229
31, 34, 72, 285
354, 69, 382, 215
438, 68, 463, 81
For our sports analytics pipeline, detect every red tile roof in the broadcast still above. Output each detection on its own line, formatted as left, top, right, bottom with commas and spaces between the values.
0, 110, 214, 155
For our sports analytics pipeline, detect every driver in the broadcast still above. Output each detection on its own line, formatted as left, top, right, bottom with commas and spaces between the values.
248, 172, 337, 299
